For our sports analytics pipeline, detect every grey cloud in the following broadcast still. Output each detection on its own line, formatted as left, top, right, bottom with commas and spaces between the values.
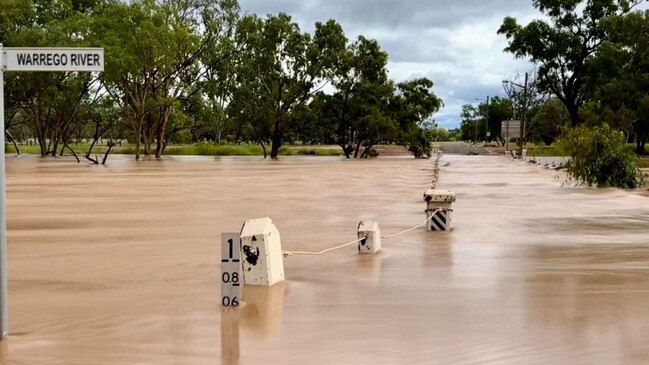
239, 0, 537, 127
240, 0, 533, 30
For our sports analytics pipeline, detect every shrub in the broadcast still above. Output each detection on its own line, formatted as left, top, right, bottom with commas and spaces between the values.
557, 124, 644, 188
407, 129, 433, 159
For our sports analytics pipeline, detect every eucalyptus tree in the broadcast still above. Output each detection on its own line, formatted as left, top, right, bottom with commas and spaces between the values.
499, 0, 643, 126
230, 13, 347, 158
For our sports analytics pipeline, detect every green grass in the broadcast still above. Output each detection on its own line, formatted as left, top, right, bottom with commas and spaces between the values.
6, 143, 344, 157
5, 143, 343, 156
159, 144, 264, 156
526, 143, 649, 157
5, 143, 109, 155
283, 147, 344, 156
526, 145, 564, 157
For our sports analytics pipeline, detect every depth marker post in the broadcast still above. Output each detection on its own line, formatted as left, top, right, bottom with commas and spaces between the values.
221, 233, 242, 307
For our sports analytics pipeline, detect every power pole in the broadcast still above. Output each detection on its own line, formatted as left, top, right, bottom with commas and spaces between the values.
519, 72, 528, 156
485, 96, 490, 141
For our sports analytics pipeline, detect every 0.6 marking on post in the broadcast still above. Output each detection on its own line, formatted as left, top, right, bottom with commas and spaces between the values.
221, 233, 242, 307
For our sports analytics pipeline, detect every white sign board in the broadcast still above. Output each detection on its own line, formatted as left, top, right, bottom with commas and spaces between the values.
501, 120, 521, 140
221, 233, 242, 307
2, 47, 104, 72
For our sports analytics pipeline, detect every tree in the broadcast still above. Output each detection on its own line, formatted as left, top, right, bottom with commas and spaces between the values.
498, 0, 641, 126
230, 14, 347, 158
586, 10, 649, 154
1, 0, 105, 157
315, 36, 392, 158
97, 0, 239, 159
529, 98, 570, 145
460, 104, 481, 142
557, 123, 644, 188
391, 78, 443, 158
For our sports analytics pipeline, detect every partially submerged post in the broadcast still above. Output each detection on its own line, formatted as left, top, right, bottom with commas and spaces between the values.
357, 220, 381, 254
423, 189, 456, 231
239, 218, 285, 286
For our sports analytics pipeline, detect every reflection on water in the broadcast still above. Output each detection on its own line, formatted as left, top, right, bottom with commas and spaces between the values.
221, 308, 240, 365
3, 155, 649, 364
241, 283, 286, 336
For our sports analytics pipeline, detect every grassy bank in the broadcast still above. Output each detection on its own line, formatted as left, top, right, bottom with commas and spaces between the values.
5, 143, 344, 157
526, 143, 649, 158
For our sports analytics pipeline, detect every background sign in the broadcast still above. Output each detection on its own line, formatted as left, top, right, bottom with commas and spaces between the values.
3, 47, 104, 72
501, 120, 521, 140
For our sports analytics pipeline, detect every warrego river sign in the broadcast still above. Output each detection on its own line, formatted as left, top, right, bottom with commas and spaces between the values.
2, 47, 104, 72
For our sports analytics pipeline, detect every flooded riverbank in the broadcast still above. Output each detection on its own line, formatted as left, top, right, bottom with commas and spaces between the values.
3, 155, 649, 364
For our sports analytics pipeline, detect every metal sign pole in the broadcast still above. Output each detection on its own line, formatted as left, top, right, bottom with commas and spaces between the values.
0, 43, 9, 338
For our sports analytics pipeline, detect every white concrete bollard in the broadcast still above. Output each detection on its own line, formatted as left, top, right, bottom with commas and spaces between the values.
423, 189, 456, 231
357, 220, 381, 254
239, 217, 285, 287
521, 149, 527, 159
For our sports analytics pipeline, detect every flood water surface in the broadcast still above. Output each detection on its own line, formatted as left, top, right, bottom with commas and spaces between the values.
3, 155, 649, 364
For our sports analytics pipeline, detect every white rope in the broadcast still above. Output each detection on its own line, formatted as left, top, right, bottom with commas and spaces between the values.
283, 237, 365, 257
283, 208, 449, 256
283, 149, 446, 257
380, 209, 440, 239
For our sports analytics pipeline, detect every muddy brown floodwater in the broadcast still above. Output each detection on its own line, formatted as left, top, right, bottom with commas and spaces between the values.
2, 155, 649, 364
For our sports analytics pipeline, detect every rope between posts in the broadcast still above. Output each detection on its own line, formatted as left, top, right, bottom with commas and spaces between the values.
283, 208, 449, 257
282, 148, 445, 257
282, 237, 364, 257
380, 209, 441, 239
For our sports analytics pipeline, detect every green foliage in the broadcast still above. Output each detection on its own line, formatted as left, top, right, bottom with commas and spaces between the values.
2, 0, 442, 161
529, 98, 571, 145
498, 0, 639, 126
587, 11, 649, 154
460, 104, 481, 142
406, 128, 433, 159
557, 124, 644, 188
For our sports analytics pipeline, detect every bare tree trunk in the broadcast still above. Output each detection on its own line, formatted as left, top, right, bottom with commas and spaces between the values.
38, 136, 47, 157
102, 139, 122, 165
5, 131, 20, 156
361, 144, 372, 158
338, 142, 350, 158
65, 144, 80, 163
260, 140, 267, 159
85, 120, 101, 164
353, 141, 362, 159
270, 117, 283, 159
155, 107, 171, 159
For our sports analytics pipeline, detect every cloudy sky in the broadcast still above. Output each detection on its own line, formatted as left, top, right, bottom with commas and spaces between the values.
238, 0, 541, 129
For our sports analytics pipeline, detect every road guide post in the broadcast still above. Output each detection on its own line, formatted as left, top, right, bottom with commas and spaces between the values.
0, 45, 104, 338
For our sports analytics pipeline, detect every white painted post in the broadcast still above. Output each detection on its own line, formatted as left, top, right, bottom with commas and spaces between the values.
221, 233, 242, 307
0, 44, 8, 338
239, 218, 285, 287
423, 189, 456, 232
357, 220, 381, 254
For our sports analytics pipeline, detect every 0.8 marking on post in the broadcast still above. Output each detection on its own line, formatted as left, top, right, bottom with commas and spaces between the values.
221, 233, 242, 307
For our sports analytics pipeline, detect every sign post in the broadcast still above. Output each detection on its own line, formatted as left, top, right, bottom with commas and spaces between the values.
0, 44, 8, 338
0, 44, 104, 339
221, 233, 242, 308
